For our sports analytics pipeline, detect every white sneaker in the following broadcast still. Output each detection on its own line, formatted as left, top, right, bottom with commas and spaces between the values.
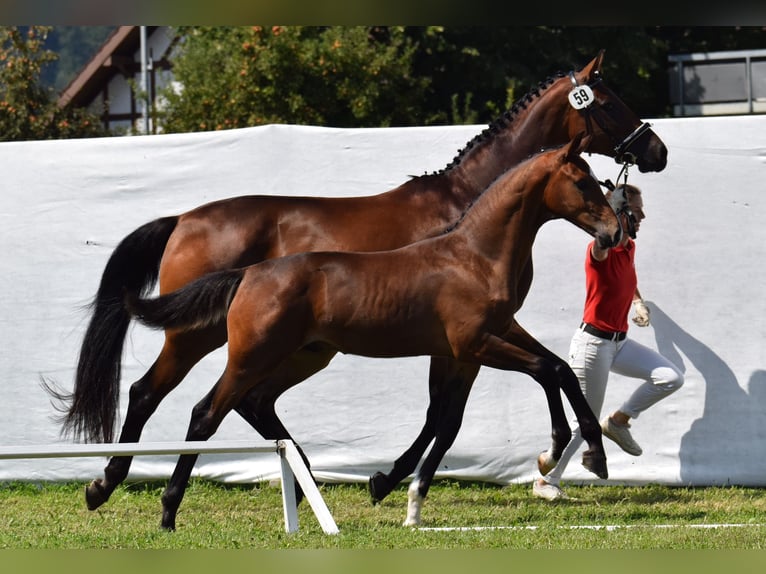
601, 416, 642, 456
532, 479, 568, 501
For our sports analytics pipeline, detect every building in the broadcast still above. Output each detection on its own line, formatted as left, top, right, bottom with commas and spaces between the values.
57, 26, 176, 134
668, 48, 766, 116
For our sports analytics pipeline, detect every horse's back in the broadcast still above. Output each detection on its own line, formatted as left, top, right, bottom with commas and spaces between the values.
160, 177, 459, 293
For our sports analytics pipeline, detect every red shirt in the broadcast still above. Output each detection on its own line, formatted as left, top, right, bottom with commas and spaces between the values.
581, 239, 637, 333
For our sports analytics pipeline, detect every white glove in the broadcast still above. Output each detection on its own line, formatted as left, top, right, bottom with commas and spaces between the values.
631, 299, 651, 327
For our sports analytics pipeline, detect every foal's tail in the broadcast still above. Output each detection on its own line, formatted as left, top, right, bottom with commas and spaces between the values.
125, 268, 246, 333
43, 216, 179, 444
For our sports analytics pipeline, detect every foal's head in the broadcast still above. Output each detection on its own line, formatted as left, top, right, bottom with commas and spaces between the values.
544, 132, 622, 249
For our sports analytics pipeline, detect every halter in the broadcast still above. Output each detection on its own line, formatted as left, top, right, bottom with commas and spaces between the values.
568, 71, 653, 166
599, 162, 637, 239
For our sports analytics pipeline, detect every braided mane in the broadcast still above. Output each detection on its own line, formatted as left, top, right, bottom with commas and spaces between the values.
431, 72, 564, 176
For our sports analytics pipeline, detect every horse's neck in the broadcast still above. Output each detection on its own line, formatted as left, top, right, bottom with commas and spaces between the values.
459, 166, 548, 275
446, 84, 568, 199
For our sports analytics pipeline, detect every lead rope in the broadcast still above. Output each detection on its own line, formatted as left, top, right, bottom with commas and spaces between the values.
598, 161, 631, 193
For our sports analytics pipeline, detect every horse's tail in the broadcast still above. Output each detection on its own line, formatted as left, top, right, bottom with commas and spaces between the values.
125, 268, 246, 333
43, 216, 179, 444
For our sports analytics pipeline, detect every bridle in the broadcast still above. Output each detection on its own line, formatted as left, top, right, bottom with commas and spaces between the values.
568, 70, 653, 166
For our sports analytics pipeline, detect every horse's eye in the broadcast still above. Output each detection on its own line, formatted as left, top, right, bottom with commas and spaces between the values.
601, 101, 615, 112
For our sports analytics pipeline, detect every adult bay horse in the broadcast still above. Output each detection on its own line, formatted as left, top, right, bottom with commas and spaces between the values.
47, 50, 667, 512
126, 133, 621, 530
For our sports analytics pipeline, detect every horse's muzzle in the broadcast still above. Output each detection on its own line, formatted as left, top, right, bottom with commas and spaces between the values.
596, 226, 622, 250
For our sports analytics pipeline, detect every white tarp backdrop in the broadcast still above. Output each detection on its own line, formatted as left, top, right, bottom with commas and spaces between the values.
1, 117, 765, 488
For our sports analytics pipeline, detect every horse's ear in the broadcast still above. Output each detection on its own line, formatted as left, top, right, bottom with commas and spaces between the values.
564, 131, 589, 161
580, 49, 605, 82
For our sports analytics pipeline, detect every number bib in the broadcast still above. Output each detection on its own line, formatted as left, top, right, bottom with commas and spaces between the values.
568, 84, 595, 110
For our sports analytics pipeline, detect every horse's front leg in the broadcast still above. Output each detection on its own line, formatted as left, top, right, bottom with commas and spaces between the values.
472, 326, 607, 480
369, 357, 479, 504
554, 359, 607, 478
402, 362, 476, 526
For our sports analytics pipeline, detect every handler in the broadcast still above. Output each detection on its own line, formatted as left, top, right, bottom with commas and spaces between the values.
533, 183, 684, 501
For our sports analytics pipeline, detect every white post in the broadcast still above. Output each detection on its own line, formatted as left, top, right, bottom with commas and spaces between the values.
279, 440, 339, 534
139, 26, 151, 134
279, 451, 299, 533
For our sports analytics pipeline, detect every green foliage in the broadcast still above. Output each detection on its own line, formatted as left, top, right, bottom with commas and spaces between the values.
159, 26, 430, 131
0, 26, 107, 142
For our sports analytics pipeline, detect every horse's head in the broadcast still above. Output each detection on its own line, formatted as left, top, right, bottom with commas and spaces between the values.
564, 50, 668, 173
545, 131, 622, 249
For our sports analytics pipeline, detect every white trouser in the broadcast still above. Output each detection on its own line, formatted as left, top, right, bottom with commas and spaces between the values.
543, 327, 684, 485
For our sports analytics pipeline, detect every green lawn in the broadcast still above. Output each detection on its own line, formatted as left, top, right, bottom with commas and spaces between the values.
1, 479, 764, 549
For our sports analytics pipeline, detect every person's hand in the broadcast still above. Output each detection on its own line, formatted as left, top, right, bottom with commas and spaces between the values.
632, 299, 651, 327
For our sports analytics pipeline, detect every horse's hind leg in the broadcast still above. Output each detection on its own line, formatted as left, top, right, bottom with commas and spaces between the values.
233, 343, 338, 504
403, 367, 476, 527
161, 363, 266, 531
369, 357, 479, 504
85, 327, 225, 511
160, 385, 220, 531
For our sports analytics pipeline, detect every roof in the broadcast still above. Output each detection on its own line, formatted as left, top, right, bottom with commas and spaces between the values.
57, 26, 161, 109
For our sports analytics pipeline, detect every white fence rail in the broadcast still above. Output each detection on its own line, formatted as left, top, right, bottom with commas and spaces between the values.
0, 439, 339, 535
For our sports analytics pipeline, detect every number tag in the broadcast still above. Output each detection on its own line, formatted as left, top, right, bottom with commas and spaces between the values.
568, 84, 595, 110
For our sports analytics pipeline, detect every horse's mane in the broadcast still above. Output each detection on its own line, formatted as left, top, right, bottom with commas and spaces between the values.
425, 72, 565, 177
438, 140, 570, 236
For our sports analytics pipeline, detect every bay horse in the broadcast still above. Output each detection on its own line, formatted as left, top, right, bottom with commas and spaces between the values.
126, 133, 621, 530
46, 50, 667, 513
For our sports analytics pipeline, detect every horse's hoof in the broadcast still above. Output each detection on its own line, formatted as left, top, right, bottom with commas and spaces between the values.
582, 452, 608, 479
537, 451, 558, 475
368, 472, 392, 504
84, 479, 108, 511
161, 512, 176, 531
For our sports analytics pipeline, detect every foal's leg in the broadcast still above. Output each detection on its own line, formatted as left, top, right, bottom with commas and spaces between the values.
85, 326, 226, 510
479, 324, 607, 479
234, 343, 339, 503
369, 357, 479, 503
403, 362, 477, 526
160, 364, 269, 531
160, 384, 221, 531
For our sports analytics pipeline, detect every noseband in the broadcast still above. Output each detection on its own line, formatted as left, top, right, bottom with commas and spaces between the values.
568, 71, 652, 166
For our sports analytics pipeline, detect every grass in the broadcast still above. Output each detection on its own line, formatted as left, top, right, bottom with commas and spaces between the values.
1, 479, 765, 549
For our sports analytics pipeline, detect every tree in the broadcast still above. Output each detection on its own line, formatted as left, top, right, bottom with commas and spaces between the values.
0, 26, 106, 141
159, 26, 432, 131
158, 26, 766, 133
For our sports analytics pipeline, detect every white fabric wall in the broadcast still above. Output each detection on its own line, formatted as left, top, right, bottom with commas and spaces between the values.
1, 116, 764, 488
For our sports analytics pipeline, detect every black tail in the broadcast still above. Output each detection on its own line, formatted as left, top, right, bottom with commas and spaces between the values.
43, 216, 179, 443
125, 268, 245, 332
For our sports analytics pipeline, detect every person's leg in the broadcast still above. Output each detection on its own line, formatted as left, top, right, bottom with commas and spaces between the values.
534, 329, 616, 499
601, 338, 684, 454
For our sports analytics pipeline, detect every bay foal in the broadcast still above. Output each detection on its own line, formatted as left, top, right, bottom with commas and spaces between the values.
127, 133, 621, 529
